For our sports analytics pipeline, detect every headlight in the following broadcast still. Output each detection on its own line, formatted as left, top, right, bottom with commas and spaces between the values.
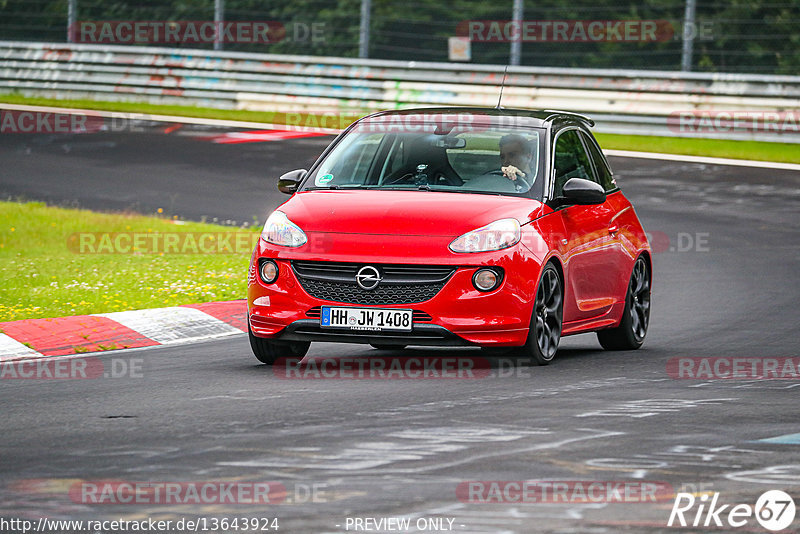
449, 218, 521, 253
261, 211, 307, 247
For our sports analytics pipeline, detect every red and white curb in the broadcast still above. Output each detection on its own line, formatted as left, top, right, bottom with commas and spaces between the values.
0, 300, 247, 362
202, 129, 330, 144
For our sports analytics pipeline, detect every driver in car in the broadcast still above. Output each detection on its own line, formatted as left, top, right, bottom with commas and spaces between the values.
499, 134, 534, 188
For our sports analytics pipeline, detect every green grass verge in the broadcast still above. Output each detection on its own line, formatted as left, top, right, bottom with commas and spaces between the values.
0, 200, 257, 322
2, 93, 797, 164
594, 133, 799, 164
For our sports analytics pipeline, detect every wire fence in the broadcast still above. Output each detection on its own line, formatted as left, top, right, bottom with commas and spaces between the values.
0, 0, 798, 74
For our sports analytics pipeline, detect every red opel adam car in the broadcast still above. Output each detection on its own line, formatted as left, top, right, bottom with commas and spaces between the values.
247, 108, 651, 365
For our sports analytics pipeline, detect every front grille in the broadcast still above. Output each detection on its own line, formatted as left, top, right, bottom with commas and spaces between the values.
292, 261, 455, 305
413, 311, 433, 322
299, 280, 443, 305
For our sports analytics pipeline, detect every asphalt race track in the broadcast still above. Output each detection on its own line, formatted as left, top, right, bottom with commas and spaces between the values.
1, 124, 799, 533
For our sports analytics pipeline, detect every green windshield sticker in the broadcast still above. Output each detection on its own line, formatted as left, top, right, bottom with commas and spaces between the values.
317, 173, 334, 185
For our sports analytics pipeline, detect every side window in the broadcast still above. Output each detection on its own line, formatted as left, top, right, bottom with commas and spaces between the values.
581, 132, 616, 192
323, 134, 381, 185
553, 130, 595, 197
350, 138, 381, 181
378, 136, 405, 182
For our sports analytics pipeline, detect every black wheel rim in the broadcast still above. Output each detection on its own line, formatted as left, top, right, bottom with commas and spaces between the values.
629, 258, 651, 341
535, 268, 562, 360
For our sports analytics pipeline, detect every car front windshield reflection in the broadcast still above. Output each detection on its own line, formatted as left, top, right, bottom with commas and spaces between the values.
305, 124, 544, 199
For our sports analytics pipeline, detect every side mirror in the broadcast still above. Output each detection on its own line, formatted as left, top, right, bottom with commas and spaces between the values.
560, 177, 606, 205
277, 169, 307, 195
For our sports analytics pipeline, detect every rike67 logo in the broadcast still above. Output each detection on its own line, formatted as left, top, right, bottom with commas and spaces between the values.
668, 490, 796, 531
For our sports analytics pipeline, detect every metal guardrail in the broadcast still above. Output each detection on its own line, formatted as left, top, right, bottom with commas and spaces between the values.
1, 41, 799, 143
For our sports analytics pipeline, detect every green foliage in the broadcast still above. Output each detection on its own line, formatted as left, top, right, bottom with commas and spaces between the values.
0, 1, 798, 73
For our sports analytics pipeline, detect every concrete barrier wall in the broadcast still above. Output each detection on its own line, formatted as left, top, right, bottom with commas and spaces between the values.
2, 41, 798, 142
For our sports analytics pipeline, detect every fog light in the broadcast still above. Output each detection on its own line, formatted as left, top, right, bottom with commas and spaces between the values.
473, 268, 500, 292
260, 260, 279, 284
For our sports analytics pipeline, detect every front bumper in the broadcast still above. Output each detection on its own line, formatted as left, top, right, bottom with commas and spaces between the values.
247, 253, 541, 347
275, 320, 473, 346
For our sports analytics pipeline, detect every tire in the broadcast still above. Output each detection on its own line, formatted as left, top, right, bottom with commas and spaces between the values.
518, 263, 563, 365
248, 323, 310, 365
597, 255, 651, 351
370, 344, 407, 350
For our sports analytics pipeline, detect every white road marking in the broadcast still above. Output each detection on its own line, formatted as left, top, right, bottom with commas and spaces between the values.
605, 149, 800, 171
725, 464, 800, 484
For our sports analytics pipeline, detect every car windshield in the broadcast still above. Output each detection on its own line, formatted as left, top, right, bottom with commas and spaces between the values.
304, 120, 544, 198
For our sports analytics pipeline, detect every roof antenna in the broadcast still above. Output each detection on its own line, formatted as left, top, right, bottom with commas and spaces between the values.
496, 66, 509, 109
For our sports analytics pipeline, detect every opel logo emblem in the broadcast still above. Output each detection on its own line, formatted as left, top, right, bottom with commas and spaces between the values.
356, 266, 382, 290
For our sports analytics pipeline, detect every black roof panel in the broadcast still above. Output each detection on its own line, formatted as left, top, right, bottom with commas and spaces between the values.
359, 107, 594, 127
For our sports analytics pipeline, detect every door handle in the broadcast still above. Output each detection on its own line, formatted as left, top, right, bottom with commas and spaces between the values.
608, 224, 619, 235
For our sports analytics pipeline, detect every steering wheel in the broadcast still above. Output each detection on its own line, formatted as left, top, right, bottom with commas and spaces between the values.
483, 168, 531, 191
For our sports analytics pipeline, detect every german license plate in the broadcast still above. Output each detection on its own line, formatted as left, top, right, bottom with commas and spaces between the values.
320, 306, 413, 332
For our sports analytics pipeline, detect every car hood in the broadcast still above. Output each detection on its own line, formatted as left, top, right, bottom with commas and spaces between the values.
278, 190, 546, 236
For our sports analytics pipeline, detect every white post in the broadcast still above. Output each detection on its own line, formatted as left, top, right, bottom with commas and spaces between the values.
681, 0, 696, 71
359, 0, 371, 58
214, 0, 225, 51
67, 0, 77, 42
510, 0, 523, 66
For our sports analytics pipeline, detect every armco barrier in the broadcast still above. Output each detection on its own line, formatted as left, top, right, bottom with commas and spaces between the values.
1, 41, 799, 142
